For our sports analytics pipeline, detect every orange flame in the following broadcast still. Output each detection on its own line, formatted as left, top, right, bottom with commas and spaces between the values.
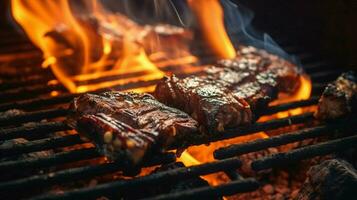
11, 0, 167, 93
188, 0, 236, 59
260, 74, 313, 120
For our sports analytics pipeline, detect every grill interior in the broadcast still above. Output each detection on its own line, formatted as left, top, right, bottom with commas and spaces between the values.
1, 1, 357, 199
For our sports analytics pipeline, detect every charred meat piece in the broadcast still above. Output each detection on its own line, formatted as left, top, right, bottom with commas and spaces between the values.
213, 46, 301, 93
204, 65, 278, 112
155, 75, 252, 134
77, 113, 157, 164
155, 46, 301, 133
229, 70, 279, 112
206, 46, 300, 108
69, 92, 200, 164
315, 71, 356, 120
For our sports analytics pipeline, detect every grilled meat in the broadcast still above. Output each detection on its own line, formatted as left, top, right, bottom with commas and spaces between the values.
77, 113, 157, 164
69, 92, 200, 164
155, 75, 252, 134
206, 46, 300, 109
155, 46, 302, 133
315, 71, 357, 120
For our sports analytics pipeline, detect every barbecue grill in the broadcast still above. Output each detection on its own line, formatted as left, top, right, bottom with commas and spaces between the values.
0, 0, 356, 200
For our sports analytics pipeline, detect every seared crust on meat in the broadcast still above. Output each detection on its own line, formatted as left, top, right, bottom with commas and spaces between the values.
77, 113, 157, 164
69, 92, 200, 164
155, 46, 302, 133
155, 75, 252, 134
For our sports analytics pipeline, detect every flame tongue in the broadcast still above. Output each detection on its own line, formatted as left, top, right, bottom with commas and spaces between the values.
11, 0, 165, 93
11, 0, 235, 93
188, 0, 236, 59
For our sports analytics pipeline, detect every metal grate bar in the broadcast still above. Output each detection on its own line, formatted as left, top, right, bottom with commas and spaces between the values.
0, 72, 205, 111
205, 113, 314, 144
0, 134, 84, 157
0, 153, 176, 193
0, 67, 51, 80
141, 178, 259, 200
31, 158, 243, 200
0, 147, 99, 171
0, 113, 313, 160
0, 93, 77, 111
0, 65, 333, 110
0, 108, 68, 127
251, 134, 357, 171
214, 118, 357, 159
0, 76, 54, 91
0, 121, 70, 141
259, 97, 318, 116
224, 170, 244, 181
0, 84, 66, 103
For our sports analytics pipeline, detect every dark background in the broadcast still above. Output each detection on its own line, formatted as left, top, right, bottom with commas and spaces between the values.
1, 0, 357, 67
235, 0, 357, 68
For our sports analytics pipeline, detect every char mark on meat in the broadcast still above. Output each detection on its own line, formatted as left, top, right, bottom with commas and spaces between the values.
155, 46, 302, 134
77, 113, 157, 164
155, 75, 252, 134
69, 92, 200, 164
315, 71, 357, 120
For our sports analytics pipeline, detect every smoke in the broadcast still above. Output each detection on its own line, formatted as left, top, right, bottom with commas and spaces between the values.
221, 0, 299, 65
98, 0, 194, 27
79, 0, 299, 64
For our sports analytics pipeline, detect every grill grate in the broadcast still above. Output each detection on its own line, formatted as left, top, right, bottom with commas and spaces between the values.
0, 30, 355, 200
214, 118, 357, 159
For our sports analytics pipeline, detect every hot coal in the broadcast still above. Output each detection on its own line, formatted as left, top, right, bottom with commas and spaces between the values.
155, 46, 302, 134
237, 148, 278, 177
69, 92, 201, 165
315, 71, 356, 120
295, 159, 357, 200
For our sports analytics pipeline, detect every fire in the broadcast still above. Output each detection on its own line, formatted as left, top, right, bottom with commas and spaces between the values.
260, 74, 313, 120
11, 0, 236, 93
11, 0, 313, 195
11, 0, 167, 93
178, 133, 269, 186
188, 0, 236, 59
